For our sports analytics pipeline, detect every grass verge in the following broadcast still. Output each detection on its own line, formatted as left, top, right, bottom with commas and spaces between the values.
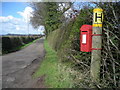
33, 40, 73, 88
20, 38, 39, 49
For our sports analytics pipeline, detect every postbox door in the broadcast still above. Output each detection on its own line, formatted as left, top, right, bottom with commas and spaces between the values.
80, 25, 92, 52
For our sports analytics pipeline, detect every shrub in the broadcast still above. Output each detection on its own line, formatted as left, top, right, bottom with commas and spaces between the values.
2, 36, 39, 54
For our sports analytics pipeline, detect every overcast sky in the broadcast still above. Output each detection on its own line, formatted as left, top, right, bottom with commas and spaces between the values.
0, 2, 45, 35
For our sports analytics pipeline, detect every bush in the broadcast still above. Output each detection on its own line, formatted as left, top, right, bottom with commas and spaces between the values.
2, 36, 40, 54
2, 37, 12, 52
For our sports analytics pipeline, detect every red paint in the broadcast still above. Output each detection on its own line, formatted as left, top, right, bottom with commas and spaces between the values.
92, 48, 102, 50
80, 25, 92, 52
92, 34, 102, 36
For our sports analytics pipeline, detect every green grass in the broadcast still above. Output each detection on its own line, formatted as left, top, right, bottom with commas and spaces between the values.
33, 40, 73, 88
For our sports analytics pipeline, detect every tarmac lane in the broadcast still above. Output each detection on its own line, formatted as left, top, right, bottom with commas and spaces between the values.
2, 38, 45, 88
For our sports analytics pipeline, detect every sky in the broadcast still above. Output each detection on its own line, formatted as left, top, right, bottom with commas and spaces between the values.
0, 2, 45, 35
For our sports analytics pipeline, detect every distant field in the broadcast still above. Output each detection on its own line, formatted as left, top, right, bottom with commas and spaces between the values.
1, 35, 42, 54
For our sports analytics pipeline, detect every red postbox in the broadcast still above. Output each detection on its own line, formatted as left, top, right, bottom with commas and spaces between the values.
80, 25, 92, 52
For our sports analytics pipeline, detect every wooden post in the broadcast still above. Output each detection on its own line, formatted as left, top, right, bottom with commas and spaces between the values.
90, 8, 103, 84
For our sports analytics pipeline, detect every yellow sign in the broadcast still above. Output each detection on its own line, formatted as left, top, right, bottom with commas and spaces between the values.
93, 8, 103, 27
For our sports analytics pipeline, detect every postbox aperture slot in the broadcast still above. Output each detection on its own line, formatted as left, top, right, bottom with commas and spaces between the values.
82, 31, 87, 32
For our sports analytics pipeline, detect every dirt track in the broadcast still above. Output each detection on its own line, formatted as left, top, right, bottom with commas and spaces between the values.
2, 38, 46, 88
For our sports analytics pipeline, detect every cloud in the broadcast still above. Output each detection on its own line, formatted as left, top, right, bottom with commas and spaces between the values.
1, 15, 44, 35
1, 6, 45, 35
37, 26, 45, 35
0, 15, 22, 25
1, 16, 27, 34
17, 6, 34, 22
0, 15, 14, 22
15, 25, 20, 30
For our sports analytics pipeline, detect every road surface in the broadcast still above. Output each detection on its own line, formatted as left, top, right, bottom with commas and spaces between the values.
2, 38, 45, 88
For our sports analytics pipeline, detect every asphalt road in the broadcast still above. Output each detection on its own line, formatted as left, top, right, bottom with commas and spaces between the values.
2, 38, 45, 88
